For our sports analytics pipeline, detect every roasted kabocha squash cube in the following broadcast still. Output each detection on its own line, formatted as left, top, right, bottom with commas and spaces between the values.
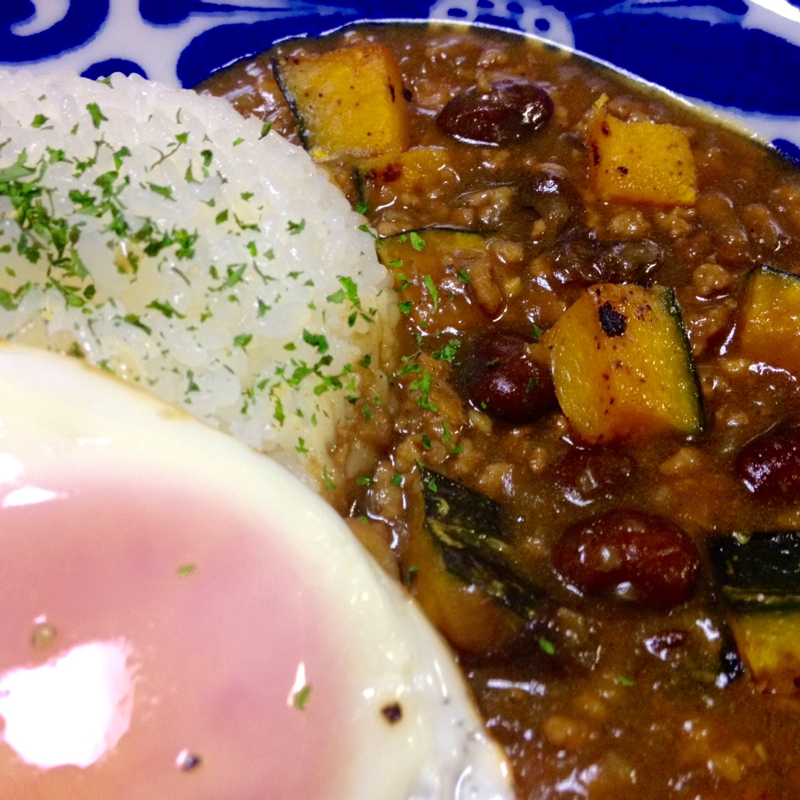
355, 147, 458, 214
272, 43, 410, 160
738, 265, 800, 375
376, 228, 494, 335
547, 283, 703, 444
709, 531, 800, 694
588, 98, 697, 206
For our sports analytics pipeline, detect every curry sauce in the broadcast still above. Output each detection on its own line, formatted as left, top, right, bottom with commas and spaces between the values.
200, 23, 800, 799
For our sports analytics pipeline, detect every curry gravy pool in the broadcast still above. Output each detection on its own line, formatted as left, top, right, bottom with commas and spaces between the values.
201, 22, 800, 799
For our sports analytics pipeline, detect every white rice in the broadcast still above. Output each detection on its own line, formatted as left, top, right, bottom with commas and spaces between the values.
0, 70, 395, 480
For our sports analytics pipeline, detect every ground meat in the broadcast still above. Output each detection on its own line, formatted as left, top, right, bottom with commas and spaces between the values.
200, 24, 800, 800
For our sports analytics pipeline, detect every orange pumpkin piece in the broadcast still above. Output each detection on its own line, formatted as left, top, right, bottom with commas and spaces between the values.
548, 283, 703, 444
738, 265, 800, 375
355, 147, 458, 214
588, 99, 697, 206
272, 43, 410, 160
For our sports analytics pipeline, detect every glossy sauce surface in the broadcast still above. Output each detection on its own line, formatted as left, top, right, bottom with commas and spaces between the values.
200, 23, 800, 799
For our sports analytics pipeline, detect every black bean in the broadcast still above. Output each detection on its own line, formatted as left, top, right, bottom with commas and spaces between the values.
437, 79, 553, 146
737, 425, 800, 497
463, 330, 555, 424
552, 510, 699, 608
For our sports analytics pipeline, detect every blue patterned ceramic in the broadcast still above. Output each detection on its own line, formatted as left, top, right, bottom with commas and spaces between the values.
1, 0, 798, 158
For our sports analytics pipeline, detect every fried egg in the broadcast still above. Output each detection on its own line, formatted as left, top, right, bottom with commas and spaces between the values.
0, 344, 513, 800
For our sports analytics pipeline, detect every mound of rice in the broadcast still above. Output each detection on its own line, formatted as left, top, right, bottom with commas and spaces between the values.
0, 70, 395, 479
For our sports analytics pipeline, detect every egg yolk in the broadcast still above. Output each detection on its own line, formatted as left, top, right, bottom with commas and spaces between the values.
0, 476, 348, 799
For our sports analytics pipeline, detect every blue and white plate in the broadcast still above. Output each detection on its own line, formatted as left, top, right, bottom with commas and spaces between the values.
2, 0, 799, 157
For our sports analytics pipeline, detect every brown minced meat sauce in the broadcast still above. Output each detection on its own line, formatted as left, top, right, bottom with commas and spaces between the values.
200, 23, 800, 800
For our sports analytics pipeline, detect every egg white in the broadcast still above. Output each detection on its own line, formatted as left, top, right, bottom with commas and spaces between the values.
0, 344, 513, 800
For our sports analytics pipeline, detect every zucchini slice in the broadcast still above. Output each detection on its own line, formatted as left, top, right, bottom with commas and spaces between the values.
548, 283, 704, 444
376, 228, 495, 334
709, 531, 800, 693
738, 265, 800, 376
272, 43, 410, 160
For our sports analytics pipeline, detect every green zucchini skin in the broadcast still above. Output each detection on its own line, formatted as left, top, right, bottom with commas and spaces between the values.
419, 467, 544, 619
708, 531, 800, 612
